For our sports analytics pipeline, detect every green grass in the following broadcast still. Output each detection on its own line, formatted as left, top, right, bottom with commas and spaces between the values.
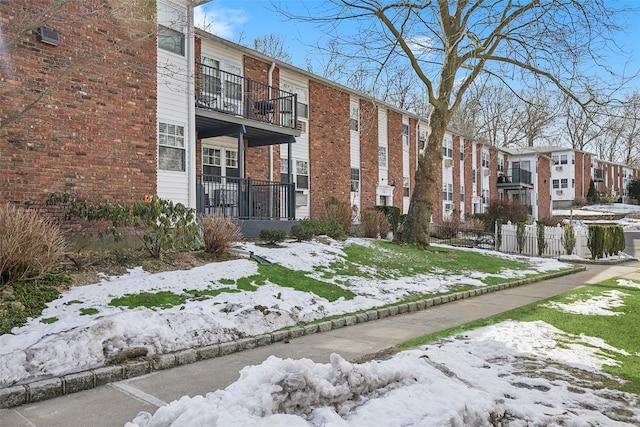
258, 264, 355, 302
398, 277, 640, 394
109, 291, 188, 309
79, 307, 99, 316
332, 241, 536, 283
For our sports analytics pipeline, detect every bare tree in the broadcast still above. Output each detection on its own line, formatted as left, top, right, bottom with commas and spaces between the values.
281, 1, 631, 244
253, 33, 292, 63
561, 93, 605, 152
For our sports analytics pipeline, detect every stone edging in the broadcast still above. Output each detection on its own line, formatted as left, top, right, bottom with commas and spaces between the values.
0, 265, 585, 409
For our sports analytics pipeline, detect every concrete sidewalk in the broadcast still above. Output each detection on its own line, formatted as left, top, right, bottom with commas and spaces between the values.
2, 261, 640, 427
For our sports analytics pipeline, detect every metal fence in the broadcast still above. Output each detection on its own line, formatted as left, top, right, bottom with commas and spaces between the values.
196, 175, 295, 220
428, 224, 495, 250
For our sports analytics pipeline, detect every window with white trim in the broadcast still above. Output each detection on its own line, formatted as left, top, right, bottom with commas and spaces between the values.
296, 160, 309, 189
482, 189, 489, 204
442, 183, 453, 202
481, 151, 490, 168
460, 143, 464, 161
553, 154, 568, 165
378, 146, 388, 168
442, 137, 453, 158
498, 157, 504, 173
158, 122, 185, 171
158, 1, 186, 56
403, 176, 410, 197
351, 168, 360, 192
561, 178, 568, 188
280, 161, 289, 183
419, 131, 426, 150
552, 179, 560, 189
402, 124, 410, 147
350, 106, 359, 131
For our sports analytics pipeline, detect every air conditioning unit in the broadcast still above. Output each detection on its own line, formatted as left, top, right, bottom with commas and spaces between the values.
483, 169, 491, 177
555, 166, 563, 171
556, 190, 563, 195
38, 27, 60, 46
444, 158, 453, 168
295, 192, 308, 206
444, 203, 453, 211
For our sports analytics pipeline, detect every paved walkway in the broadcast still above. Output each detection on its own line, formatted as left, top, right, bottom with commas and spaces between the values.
2, 260, 640, 427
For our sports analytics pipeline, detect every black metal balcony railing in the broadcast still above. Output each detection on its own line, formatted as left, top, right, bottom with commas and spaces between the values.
196, 175, 295, 220
196, 63, 297, 129
496, 169, 533, 186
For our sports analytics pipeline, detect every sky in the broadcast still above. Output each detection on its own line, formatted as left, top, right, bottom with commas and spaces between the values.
194, 0, 640, 93
1, 213, 640, 424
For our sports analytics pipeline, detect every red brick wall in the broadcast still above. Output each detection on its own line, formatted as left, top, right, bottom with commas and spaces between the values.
489, 148, 498, 199
360, 101, 379, 212
537, 157, 551, 219
387, 111, 403, 207
0, 0, 157, 210
242, 56, 280, 181
308, 80, 350, 215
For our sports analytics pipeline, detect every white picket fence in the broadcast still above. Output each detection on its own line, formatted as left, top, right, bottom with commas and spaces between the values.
498, 223, 590, 258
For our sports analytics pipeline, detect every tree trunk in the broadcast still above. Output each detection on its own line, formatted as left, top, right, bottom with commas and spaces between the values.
395, 108, 447, 245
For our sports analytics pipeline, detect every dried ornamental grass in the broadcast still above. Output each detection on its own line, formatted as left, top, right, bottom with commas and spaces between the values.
200, 215, 243, 255
0, 204, 66, 287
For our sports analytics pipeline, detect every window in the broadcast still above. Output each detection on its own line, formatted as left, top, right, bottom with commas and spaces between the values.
402, 124, 410, 147
403, 177, 410, 197
298, 102, 309, 119
350, 106, 359, 131
553, 154, 568, 165
201, 57, 221, 96
552, 179, 560, 189
472, 169, 476, 184
561, 178, 568, 188
225, 150, 239, 177
460, 143, 464, 161
460, 185, 465, 197
158, 122, 185, 171
158, 1, 186, 56
498, 158, 504, 173
280, 161, 289, 183
419, 131, 426, 150
442, 137, 453, 158
378, 146, 388, 168
203, 147, 221, 180
296, 160, 309, 189
482, 189, 489, 204
572, 178, 575, 188
481, 151, 490, 168
442, 183, 453, 202
351, 168, 360, 192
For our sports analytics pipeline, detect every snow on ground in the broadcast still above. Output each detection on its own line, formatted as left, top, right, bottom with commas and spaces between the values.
0, 239, 572, 388
126, 319, 640, 427
553, 203, 640, 231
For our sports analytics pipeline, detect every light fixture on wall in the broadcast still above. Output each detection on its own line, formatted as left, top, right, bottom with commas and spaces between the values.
37, 27, 60, 46
390, 180, 397, 188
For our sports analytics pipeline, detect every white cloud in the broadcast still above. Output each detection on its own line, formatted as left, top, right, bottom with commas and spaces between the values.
194, 4, 249, 38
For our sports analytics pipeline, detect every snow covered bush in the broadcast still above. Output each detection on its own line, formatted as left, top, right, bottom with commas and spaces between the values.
0, 204, 66, 287
199, 215, 243, 255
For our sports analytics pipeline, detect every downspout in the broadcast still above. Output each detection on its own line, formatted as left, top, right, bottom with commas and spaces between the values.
268, 61, 276, 182
187, 3, 197, 209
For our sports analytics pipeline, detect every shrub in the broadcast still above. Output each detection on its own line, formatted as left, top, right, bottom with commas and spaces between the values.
461, 217, 485, 232
586, 179, 597, 204
291, 217, 343, 241
562, 224, 576, 255
629, 179, 640, 203
47, 193, 199, 259
259, 228, 287, 245
362, 210, 390, 238
374, 205, 401, 233
0, 204, 66, 287
321, 198, 353, 235
485, 199, 529, 231
200, 215, 243, 255
431, 210, 461, 239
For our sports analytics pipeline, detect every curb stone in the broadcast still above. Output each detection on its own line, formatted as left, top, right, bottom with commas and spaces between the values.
0, 265, 586, 409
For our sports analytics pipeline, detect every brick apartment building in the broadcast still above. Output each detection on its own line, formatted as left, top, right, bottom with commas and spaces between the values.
2, 0, 639, 235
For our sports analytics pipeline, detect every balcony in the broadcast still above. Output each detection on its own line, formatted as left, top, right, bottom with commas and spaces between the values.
195, 64, 299, 146
196, 175, 295, 220
496, 169, 533, 190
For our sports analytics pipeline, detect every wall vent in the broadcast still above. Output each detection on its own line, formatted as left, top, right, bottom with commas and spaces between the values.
38, 27, 60, 46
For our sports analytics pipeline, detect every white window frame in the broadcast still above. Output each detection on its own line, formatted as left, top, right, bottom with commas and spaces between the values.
442, 183, 453, 202
350, 106, 359, 131
378, 146, 388, 169
402, 124, 410, 147
442, 137, 453, 158
158, 121, 185, 171
296, 159, 309, 189
351, 168, 360, 193
481, 151, 490, 168
158, 0, 186, 56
